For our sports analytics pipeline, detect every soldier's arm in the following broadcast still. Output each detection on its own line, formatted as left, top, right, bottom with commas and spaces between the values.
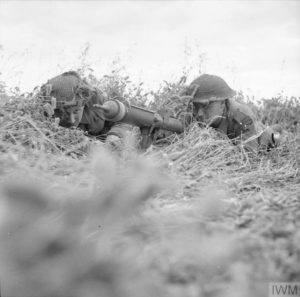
105, 123, 134, 150
239, 117, 260, 153
229, 101, 260, 153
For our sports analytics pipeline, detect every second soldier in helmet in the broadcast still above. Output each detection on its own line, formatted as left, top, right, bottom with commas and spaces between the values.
179, 74, 282, 152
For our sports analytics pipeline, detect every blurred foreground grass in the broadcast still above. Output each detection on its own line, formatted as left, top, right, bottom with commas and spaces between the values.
0, 93, 300, 297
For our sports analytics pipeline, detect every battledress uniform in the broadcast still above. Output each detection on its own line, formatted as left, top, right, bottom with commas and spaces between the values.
39, 71, 131, 141
214, 98, 275, 152
184, 74, 280, 152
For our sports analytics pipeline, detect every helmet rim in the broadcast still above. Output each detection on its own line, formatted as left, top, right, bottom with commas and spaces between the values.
187, 74, 236, 101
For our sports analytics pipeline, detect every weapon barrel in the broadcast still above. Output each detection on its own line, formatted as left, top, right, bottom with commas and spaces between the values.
124, 105, 156, 126
124, 105, 184, 133
97, 100, 184, 133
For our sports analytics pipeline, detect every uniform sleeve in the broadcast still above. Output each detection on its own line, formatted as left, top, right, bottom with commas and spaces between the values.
240, 117, 259, 153
80, 107, 106, 135
79, 87, 107, 135
107, 123, 133, 139
229, 102, 260, 153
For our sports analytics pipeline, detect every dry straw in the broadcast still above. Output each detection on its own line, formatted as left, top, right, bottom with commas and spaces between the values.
0, 94, 299, 297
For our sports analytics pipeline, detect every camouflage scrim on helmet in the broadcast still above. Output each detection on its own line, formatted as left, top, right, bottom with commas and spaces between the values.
39, 71, 103, 108
185, 74, 236, 102
38, 71, 106, 133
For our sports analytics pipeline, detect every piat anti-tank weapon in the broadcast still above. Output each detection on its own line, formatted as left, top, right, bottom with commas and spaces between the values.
94, 99, 184, 149
42, 94, 187, 149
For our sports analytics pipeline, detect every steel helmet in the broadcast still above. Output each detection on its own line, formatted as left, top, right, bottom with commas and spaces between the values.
39, 71, 103, 108
186, 74, 236, 103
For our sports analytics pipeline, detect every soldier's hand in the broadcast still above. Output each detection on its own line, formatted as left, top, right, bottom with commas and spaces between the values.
260, 128, 275, 149
43, 103, 55, 117
270, 124, 283, 147
259, 124, 282, 150
105, 135, 122, 151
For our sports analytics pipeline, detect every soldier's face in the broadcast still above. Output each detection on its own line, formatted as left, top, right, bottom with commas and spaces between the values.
193, 101, 225, 127
55, 106, 84, 127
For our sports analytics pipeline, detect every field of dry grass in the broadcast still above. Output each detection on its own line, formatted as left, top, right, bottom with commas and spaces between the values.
0, 85, 300, 297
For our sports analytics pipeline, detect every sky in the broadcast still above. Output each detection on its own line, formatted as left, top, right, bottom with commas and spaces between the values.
0, 0, 299, 98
